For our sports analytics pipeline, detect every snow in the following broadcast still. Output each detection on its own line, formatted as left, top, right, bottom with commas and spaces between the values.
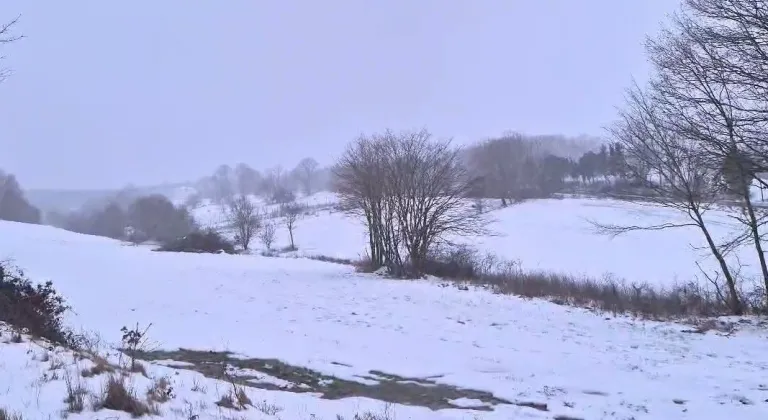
472, 198, 749, 287
238, 194, 758, 288
1, 195, 768, 419
190, 192, 339, 232
0, 325, 442, 420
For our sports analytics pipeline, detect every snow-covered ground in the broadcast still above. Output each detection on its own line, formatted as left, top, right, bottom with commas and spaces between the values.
197, 193, 758, 289
1, 202, 768, 419
190, 192, 338, 231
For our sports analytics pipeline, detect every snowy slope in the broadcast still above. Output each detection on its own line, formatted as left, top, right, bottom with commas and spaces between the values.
1, 220, 768, 419
209, 193, 755, 288
190, 192, 339, 231
0, 324, 443, 420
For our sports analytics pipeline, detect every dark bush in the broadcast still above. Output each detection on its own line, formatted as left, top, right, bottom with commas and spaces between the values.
0, 171, 41, 224
271, 187, 295, 204
155, 229, 235, 254
0, 262, 73, 345
129, 194, 196, 243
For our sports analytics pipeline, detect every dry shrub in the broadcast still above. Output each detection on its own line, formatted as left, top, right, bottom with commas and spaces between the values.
82, 356, 116, 378
0, 262, 73, 345
64, 373, 88, 413
303, 254, 381, 273
306, 255, 356, 265
253, 400, 282, 416
0, 408, 22, 420
146, 376, 174, 403
129, 362, 147, 376
215, 386, 251, 411
95, 375, 154, 417
215, 393, 236, 410
353, 257, 379, 273
156, 229, 235, 254
337, 405, 395, 420
234, 387, 251, 408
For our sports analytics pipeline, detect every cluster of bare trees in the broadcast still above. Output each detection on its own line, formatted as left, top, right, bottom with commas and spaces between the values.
334, 128, 488, 278
194, 158, 330, 206
225, 195, 302, 252
52, 193, 196, 244
600, 0, 768, 313
463, 133, 630, 205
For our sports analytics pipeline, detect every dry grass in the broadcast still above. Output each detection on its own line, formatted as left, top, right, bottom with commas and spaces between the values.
190, 376, 207, 393
48, 356, 65, 371
64, 372, 88, 413
483, 270, 728, 318
215, 385, 252, 411
129, 361, 147, 377
146, 376, 174, 403
94, 375, 155, 417
337, 404, 396, 420
0, 408, 23, 420
331, 244, 738, 319
306, 255, 356, 265
81, 356, 116, 378
215, 393, 236, 410
234, 387, 251, 408
253, 400, 283, 416
421, 246, 734, 319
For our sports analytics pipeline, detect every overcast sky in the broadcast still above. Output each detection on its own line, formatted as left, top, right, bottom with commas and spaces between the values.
0, 0, 678, 190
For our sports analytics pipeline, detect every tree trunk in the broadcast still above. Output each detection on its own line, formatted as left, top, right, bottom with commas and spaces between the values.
694, 207, 742, 314
740, 187, 768, 308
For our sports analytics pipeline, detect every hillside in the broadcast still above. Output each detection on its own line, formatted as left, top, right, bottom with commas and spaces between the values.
1, 198, 768, 419
193, 193, 756, 288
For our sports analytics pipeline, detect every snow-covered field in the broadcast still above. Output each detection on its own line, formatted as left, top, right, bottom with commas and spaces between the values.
197, 193, 759, 288
1, 195, 768, 419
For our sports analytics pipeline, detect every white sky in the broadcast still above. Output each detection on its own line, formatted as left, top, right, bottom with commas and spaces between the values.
0, 0, 678, 189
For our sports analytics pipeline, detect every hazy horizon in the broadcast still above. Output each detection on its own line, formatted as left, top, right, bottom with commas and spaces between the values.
1, 0, 678, 190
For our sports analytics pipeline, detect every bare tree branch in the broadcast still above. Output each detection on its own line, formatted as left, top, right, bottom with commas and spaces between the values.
0, 15, 22, 84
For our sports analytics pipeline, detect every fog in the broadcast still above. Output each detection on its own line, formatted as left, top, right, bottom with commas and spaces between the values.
0, 0, 677, 191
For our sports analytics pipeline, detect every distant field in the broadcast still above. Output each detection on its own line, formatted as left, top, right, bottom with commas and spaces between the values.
1, 215, 767, 419
197, 193, 755, 289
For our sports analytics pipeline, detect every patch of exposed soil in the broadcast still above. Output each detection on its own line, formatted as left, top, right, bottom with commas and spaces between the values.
134, 348, 548, 412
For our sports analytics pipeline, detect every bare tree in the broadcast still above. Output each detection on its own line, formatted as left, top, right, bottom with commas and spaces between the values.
234, 163, 261, 196
333, 133, 390, 269
294, 158, 319, 196
259, 222, 276, 251
226, 195, 260, 251
335, 128, 489, 277
466, 134, 541, 206
261, 166, 296, 203
675, 0, 768, 308
642, 7, 768, 308
594, 82, 743, 314
211, 164, 235, 204
281, 203, 301, 251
